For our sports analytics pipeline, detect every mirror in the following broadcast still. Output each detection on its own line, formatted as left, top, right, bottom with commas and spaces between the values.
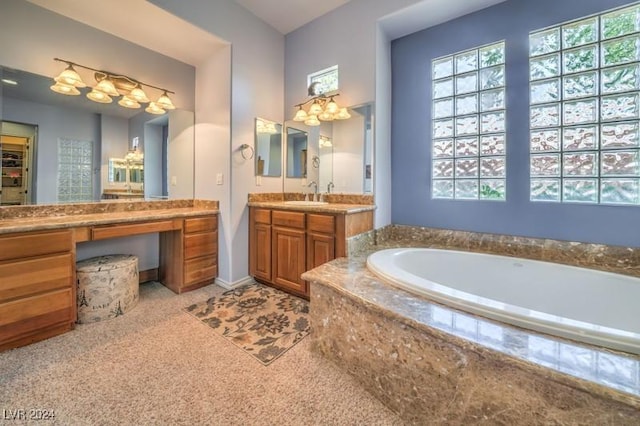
286, 126, 308, 178
283, 102, 373, 194
0, 66, 193, 204
318, 135, 333, 192
254, 117, 282, 177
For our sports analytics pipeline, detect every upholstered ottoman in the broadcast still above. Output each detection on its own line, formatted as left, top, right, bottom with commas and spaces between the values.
76, 255, 139, 324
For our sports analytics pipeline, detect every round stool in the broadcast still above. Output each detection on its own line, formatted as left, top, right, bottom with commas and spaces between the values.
76, 254, 139, 324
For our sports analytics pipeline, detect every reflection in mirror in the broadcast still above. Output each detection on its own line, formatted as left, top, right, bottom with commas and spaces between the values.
318, 135, 333, 193
286, 127, 308, 178
283, 102, 373, 194
254, 118, 282, 177
0, 66, 193, 203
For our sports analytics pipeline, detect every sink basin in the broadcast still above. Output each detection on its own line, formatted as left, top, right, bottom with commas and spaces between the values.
283, 200, 329, 206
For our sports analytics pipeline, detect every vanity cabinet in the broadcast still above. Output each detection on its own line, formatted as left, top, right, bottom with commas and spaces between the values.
249, 206, 373, 299
160, 215, 218, 294
0, 230, 75, 351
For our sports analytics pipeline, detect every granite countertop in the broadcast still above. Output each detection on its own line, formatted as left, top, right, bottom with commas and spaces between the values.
0, 203, 218, 234
302, 249, 640, 409
247, 201, 375, 214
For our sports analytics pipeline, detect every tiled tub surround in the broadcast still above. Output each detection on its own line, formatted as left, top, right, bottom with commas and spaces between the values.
302, 227, 640, 424
375, 225, 640, 279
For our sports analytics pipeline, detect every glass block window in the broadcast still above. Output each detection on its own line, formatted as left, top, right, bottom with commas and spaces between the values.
308, 65, 338, 95
431, 42, 506, 200
529, 4, 640, 205
57, 138, 93, 203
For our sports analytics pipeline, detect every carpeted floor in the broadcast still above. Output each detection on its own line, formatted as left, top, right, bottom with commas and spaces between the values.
0, 281, 405, 425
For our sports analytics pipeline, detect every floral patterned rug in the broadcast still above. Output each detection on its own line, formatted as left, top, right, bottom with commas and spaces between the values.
184, 283, 310, 365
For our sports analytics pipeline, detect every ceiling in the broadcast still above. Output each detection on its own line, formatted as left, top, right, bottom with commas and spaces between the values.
234, 0, 351, 34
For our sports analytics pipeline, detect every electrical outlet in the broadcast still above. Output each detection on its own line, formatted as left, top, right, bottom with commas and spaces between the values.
256, 175, 262, 186
216, 173, 223, 185
171, 176, 177, 186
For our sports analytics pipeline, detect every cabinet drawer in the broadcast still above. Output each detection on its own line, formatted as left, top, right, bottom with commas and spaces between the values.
272, 210, 305, 229
0, 253, 73, 302
92, 220, 180, 240
254, 209, 271, 225
184, 256, 217, 285
0, 288, 73, 329
307, 214, 335, 234
184, 231, 217, 260
0, 230, 72, 261
185, 216, 217, 234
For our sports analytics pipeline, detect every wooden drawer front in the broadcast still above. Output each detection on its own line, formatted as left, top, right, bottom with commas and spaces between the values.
273, 210, 305, 229
0, 254, 73, 301
184, 256, 218, 285
92, 220, 180, 240
0, 230, 72, 261
185, 216, 217, 234
0, 288, 73, 329
184, 231, 217, 260
254, 208, 271, 225
307, 214, 335, 234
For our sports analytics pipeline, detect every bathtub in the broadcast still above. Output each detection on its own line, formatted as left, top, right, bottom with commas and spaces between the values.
366, 248, 640, 355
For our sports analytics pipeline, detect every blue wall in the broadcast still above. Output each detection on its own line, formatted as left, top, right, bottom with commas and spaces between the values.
391, 0, 640, 248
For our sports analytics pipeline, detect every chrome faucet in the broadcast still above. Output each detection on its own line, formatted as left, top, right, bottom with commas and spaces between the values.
327, 182, 335, 194
307, 180, 318, 201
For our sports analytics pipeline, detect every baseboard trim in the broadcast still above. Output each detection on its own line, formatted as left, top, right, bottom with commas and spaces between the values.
215, 276, 255, 290
139, 268, 159, 283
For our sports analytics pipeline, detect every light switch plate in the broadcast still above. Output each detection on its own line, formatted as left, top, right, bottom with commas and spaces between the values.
216, 173, 223, 185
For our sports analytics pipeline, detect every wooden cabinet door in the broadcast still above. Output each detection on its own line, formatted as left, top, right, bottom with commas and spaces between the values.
272, 227, 306, 295
251, 223, 272, 281
307, 232, 335, 270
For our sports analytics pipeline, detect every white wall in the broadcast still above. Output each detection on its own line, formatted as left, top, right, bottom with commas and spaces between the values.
149, 0, 285, 284
284, 0, 422, 228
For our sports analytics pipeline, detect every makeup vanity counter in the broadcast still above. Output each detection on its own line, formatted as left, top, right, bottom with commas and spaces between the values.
248, 193, 375, 299
0, 199, 219, 351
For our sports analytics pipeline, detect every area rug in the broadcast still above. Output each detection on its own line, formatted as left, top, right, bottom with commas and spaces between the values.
184, 283, 310, 365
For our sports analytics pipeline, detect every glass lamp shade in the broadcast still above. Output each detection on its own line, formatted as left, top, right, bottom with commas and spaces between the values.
334, 107, 351, 120
54, 65, 86, 88
318, 111, 334, 121
86, 88, 113, 103
50, 82, 81, 95
145, 101, 166, 115
130, 86, 150, 103
308, 102, 323, 116
304, 115, 320, 126
156, 92, 176, 110
95, 78, 120, 97
325, 98, 339, 114
293, 108, 308, 121
118, 96, 141, 109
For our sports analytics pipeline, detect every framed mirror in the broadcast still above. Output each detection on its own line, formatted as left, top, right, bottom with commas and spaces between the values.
108, 158, 127, 183
254, 118, 282, 177
286, 126, 308, 178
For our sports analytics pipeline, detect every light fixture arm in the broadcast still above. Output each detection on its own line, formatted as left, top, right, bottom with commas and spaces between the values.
53, 58, 175, 95
293, 93, 340, 109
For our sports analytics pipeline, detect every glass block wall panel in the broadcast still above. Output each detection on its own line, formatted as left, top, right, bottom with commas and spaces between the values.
529, 3, 640, 205
57, 138, 93, 203
432, 41, 506, 200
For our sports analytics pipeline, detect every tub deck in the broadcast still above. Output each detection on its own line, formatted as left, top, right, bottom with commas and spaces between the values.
302, 250, 640, 424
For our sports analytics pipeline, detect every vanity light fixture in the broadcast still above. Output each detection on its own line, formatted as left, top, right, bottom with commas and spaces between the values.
50, 58, 176, 114
292, 82, 350, 126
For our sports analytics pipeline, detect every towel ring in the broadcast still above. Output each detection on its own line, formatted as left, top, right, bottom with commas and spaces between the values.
312, 156, 320, 169
240, 144, 254, 160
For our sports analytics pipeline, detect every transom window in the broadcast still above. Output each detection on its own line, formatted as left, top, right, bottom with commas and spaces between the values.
529, 3, 640, 205
431, 41, 506, 200
308, 65, 339, 95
